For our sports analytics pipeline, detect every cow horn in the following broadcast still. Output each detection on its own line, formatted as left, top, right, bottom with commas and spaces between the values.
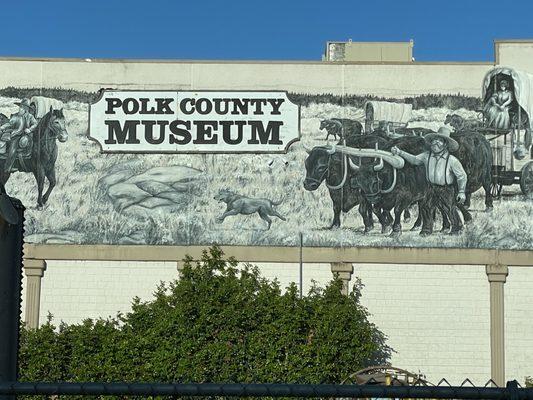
373, 157, 384, 171
326, 144, 337, 155
302, 144, 313, 154
348, 158, 360, 171
332, 146, 405, 169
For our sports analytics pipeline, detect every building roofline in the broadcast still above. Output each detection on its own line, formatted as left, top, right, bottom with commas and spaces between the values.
0, 55, 494, 66
494, 39, 533, 43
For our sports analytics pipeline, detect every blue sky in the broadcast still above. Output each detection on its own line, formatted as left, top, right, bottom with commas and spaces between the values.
5, 0, 533, 61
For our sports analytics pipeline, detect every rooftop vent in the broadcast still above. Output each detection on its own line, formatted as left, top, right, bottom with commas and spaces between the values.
323, 39, 414, 62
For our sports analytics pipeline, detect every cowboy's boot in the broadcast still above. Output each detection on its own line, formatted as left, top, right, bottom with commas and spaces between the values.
4, 142, 16, 174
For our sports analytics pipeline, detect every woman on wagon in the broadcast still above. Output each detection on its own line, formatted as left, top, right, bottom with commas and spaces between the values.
484, 78, 513, 130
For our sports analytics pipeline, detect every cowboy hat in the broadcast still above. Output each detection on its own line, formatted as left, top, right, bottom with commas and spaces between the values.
424, 126, 459, 152
14, 98, 34, 112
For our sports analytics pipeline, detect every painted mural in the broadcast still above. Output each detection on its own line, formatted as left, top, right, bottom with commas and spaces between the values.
1, 66, 533, 250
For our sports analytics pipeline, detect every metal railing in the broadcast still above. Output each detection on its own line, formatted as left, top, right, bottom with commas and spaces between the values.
0, 380, 531, 399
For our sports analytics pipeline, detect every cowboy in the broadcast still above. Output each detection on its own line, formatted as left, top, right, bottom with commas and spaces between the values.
0, 99, 38, 174
391, 126, 467, 235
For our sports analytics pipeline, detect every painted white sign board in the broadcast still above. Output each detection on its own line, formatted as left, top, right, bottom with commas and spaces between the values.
89, 91, 300, 153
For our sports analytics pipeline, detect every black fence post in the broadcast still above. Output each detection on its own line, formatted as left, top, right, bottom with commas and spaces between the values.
0, 189, 25, 400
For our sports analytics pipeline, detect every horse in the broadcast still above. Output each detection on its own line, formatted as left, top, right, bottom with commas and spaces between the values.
0, 107, 68, 209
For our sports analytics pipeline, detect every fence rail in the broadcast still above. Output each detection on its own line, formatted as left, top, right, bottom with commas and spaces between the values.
0, 381, 532, 399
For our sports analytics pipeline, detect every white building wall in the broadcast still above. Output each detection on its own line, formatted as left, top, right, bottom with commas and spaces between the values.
14, 41, 533, 385
35, 260, 333, 326
37, 260, 178, 325
0, 59, 492, 98
32, 260, 533, 386
505, 267, 533, 385
349, 263, 491, 385
496, 41, 533, 72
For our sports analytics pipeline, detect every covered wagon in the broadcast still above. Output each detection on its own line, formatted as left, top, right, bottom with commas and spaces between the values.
481, 66, 533, 196
30, 96, 64, 119
364, 100, 412, 134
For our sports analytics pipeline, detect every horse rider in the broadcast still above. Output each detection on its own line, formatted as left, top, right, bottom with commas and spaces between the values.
391, 126, 467, 235
0, 98, 38, 174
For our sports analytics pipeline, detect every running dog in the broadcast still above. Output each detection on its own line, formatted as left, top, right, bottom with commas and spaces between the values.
214, 189, 286, 230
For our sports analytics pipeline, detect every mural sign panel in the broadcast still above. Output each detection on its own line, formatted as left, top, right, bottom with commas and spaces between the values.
1, 64, 532, 250
89, 91, 300, 153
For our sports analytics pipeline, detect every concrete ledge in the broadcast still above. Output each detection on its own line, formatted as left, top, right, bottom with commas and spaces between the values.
24, 244, 533, 266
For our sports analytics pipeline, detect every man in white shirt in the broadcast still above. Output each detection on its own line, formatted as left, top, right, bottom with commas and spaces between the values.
391, 127, 467, 235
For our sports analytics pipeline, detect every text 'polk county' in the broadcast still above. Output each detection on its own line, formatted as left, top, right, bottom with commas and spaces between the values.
89, 91, 300, 153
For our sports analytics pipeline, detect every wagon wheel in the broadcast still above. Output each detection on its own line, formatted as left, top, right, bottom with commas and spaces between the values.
520, 161, 533, 197
490, 183, 502, 198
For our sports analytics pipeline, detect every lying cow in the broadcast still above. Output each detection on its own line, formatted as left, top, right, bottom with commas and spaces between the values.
319, 118, 363, 141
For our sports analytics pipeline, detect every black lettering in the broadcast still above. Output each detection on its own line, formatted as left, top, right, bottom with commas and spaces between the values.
249, 99, 267, 115
169, 120, 192, 144
180, 98, 195, 115
231, 98, 248, 115
139, 98, 156, 114
105, 98, 122, 114
193, 121, 218, 144
143, 120, 168, 145
104, 120, 140, 144
247, 121, 283, 145
213, 98, 230, 115
123, 98, 140, 114
220, 121, 245, 145
195, 98, 212, 115
267, 98, 285, 115
156, 98, 174, 114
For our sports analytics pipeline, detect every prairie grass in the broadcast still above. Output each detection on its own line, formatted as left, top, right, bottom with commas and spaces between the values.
0, 92, 529, 250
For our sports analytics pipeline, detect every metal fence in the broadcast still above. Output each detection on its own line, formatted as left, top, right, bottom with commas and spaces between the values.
0, 380, 531, 399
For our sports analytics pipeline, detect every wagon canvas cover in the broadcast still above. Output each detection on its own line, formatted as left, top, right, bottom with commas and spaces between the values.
365, 101, 412, 124
482, 66, 533, 130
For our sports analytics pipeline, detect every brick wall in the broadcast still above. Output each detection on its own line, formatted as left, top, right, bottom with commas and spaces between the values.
349, 263, 491, 385
37, 260, 178, 325
30, 260, 533, 386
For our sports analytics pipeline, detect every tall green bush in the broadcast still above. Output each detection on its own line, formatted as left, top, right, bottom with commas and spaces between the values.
19, 246, 391, 385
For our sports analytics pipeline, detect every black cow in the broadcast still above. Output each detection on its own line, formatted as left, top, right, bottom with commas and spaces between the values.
319, 118, 363, 141
354, 136, 430, 236
451, 131, 493, 211
355, 132, 493, 236
303, 135, 388, 232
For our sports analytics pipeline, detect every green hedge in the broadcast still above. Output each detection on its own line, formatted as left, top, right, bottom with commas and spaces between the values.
19, 246, 391, 393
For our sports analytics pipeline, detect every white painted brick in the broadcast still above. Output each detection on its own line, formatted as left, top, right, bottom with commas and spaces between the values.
31, 260, 533, 386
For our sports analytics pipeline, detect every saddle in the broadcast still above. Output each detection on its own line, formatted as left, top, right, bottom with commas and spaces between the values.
0, 134, 33, 167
